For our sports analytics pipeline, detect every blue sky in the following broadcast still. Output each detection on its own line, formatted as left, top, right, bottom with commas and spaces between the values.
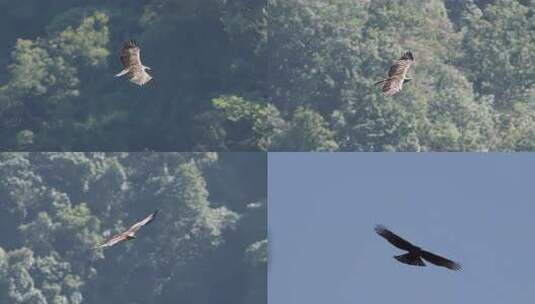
269, 153, 535, 304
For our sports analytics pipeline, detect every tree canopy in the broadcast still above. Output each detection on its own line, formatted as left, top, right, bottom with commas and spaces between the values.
0, 1, 267, 151
0, 152, 267, 304
267, 0, 535, 151
0, 0, 532, 151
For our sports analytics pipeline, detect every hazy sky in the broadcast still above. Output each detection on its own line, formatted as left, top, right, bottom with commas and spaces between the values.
269, 153, 535, 304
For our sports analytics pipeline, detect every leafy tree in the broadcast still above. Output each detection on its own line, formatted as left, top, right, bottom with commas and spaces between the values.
266, 0, 530, 151
0, 247, 47, 304
0, 0, 532, 151
245, 239, 267, 267
212, 95, 284, 150
460, 0, 535, 108
0, 12, 109, 150
0, 152, 266, 304
496, 103, 535, 151
272, 106, 338, 151
0, 0, 268, 151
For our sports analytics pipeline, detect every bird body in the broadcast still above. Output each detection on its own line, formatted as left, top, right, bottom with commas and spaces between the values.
395, 252, 425, 266
115, 40, 152, 86
375, 225, 461, 271
375, 51, 414, 96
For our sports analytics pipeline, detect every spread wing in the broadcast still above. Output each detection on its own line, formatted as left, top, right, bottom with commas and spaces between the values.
380, 51, 414, 96
125, 210, 158, 234
93, 232, 129, 249
375, 225, 416, 251
421, 250, 462, 271
120, 40, 142, 69
94, 210, 158, 249
387, 58, 412, 78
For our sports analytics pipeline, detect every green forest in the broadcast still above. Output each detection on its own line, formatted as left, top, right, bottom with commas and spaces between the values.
267, 0, 535, 151
0, 152, 267, 304
0, 0, 533, 151
0, 0, 267, 151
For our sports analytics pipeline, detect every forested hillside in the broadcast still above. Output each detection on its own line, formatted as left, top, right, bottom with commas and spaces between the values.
267, 0, 535, 151
0, 0, 533, 151
0, 152, 267, 304
0, 0, 267, 151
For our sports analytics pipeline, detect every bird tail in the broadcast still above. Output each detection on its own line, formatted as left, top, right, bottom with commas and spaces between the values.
394, 253, 426, 267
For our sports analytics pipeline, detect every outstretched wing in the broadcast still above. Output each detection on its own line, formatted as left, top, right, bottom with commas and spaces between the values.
94, 232, 128, 249
421, 250, 462, 271
380, 51, 414, 96
120, 40, 142, 69
125, 210, 158, 234
375, 225, 416, 251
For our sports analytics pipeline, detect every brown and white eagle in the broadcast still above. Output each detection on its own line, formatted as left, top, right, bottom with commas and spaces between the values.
115, 40, 152, 86
94, 210, 158, 249
375, 51, 414, 96
375, 225, 462, 271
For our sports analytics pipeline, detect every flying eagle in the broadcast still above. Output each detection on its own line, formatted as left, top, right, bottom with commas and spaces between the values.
375, 225, 461, 271
115, 40, 152, 86
375, 51, 414, 96
94, 210, 158, 249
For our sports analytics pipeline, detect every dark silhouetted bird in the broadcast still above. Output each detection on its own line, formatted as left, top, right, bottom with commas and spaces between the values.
375, 225, 461, 271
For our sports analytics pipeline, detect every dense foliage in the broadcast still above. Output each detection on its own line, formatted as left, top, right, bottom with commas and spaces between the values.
0, 152, 267, 304
0, 0, 267, 151
268, 0, 535, 151
0, 0, 533, 151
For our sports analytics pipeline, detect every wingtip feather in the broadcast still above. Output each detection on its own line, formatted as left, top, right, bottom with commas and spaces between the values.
374, 224, 387, 234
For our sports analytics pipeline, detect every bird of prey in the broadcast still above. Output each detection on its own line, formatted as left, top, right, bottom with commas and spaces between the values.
94, 210, 158, 249
115, 40, 153, 86
375, 225, 461, 271
375, 51, 414, 96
